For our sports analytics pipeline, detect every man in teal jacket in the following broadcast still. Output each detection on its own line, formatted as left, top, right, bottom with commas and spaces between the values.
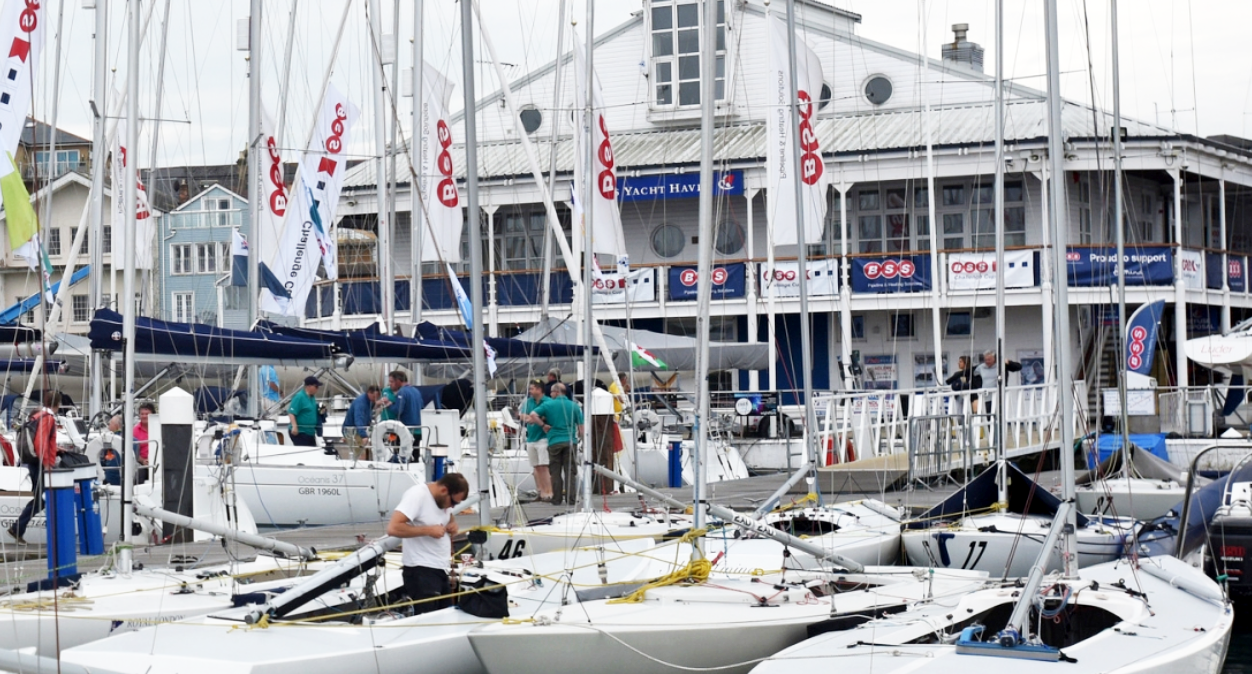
523, 382, 584, 506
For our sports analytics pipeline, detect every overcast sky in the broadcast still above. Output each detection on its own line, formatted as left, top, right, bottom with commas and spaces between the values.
34, 0, 1252, 168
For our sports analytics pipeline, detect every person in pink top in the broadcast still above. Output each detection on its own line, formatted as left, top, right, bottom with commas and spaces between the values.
133, 402, 155, 464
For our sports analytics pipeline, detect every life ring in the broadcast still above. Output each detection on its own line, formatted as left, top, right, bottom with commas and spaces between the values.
371, 420, 414, 459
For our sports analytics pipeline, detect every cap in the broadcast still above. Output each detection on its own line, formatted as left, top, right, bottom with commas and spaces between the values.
304, 376, 323, 387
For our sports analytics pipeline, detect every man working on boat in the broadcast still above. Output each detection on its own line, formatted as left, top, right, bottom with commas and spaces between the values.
543, 367, 561, 397
521, 379, 553, 502
8, 391, 60, 544
133, 402, 155, 465
288, 376, 322, 447
386, 472, 470, 615
342, 385, 382, 459
523, 382, 583, 507
386, 370, 424, 450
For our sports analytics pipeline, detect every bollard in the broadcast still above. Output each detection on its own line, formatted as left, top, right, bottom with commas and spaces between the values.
42, 468, 79, 588
73, 465, 104, 556
668, 440, 683, 488
430, 442, 448, 480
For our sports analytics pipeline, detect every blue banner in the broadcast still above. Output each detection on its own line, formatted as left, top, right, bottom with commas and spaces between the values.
1187, 305, 1221, 337
668, 263, 746, 300
1124, 300, 1164, 376
850, 255, 932, 293
617, 170, 744, 202
1206, 252, 1224, 290
1231, 256, 1247, 293
1065, 246, 1173, 286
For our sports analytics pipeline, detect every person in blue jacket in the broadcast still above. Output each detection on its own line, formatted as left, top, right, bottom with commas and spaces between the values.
388, 370, 424, 446
342, 385, 382, 457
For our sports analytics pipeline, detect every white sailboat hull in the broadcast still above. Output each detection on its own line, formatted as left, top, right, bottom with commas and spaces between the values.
902, 512, 1132, 576
208, 462, 424, 528
1074, 478, 1186, 520
484, 510, 691, 560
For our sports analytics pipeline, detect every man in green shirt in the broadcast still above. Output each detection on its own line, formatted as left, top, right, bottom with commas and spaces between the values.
288, 376, 322, 447
523, 382, 584, 506
520, 380, 552, 502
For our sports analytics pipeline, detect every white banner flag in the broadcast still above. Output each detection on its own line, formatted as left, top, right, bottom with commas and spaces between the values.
1179, 249, 1203, 290
417, 62, 463, 262
946, 250, 1034, 290
256, 107, 287, 270
0, 0, 46, 265
571, 28, 626, 257
759, 259, 839, 297
591, 267, 656, 304
261, 84, 359, 316
766, 12, 828, 247
110, 119, 157, 269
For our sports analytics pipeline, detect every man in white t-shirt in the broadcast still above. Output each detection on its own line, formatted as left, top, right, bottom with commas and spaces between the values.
386, 473, 470, 614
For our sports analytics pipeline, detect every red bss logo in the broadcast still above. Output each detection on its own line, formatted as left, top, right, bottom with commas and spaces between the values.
863, 259, 915, 280
591, 278, 626, 290
1127, 325, 1148, 369
1066, 252, 1082, 262
1230, 261, 1244, 278
950, 261, 994, 274
679, 268, 728, 287
1181, 259, 1200, 272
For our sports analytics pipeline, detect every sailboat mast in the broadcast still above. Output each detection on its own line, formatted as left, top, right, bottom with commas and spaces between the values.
993, 0, 1007, 503
919, 4, 943, 391
1111, 0, 1131, 469
539, 0, 567, 321
411, 0, 424, 345
120, 0, 141, 574
580, 0, 595, 512
371, 0, 394, 335
88, 0, 108, 418
245, 0, 262, 417
784, 0, 820, 468
461, 0, 490, 529
1044, 0, 1078, 575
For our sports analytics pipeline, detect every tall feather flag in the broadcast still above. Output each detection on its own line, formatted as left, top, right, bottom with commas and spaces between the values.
110, 118, 157, 269
417, 62, 464, 263
570, 27, 626, 259
765, 11, 829, 246
0, 0, 47, 270
444, 262, 496, 376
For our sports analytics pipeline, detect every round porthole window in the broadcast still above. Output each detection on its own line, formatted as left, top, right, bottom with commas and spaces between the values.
519, 105, 542, 134
864, 76, 893, 105
651, 223, 686, 258
714, 219, 745, 256
819, 83, 832, 110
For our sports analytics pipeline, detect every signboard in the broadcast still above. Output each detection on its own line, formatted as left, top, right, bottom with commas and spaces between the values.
1231, 257, 1247, 293
862, 354, 898, 390
913, 353, 947, 388
758, 259, 839, 297
1018, 349, 1046, 386
1179, 250, 1204, 290
1206, 252, 1224, 290
668, 263, 746, 300
1065, 246, 1173, 286
591, 267, 656, 304
850, 255, 932, 294
1102, 389, 1156, 416
946, 250, 1035, 290
616, 170, 744, 202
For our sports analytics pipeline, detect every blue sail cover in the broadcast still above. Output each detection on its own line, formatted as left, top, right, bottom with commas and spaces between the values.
904, 462, 1091, 529
0, 359, 64, 374
0, 325, 41, 344
258, 322, 473, 362
88, 309, 339, 366
415, 321, 588, 359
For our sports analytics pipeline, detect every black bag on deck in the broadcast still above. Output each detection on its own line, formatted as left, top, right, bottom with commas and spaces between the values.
457, 577, 509, 619
58, 451, 91, 468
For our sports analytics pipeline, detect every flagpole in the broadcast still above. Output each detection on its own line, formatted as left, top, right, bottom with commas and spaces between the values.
245, 0, 262, 417
88, 0, 107, 420
1111, 0, 1132, 474
410, 0, 424, 357
580, 1, 595, 512
120, 0, 140, 574
539, 0, 567, 321
370, 0, 393, 336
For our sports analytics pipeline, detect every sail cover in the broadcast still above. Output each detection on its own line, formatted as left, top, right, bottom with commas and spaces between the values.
259, 321, 473, 363
515, 317, 769, 372
89, 309, 339, 366
415, 321, 588, 360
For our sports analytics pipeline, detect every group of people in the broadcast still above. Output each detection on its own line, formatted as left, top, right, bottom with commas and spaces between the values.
338, 371, 424, 459
945, 350, 1023, 412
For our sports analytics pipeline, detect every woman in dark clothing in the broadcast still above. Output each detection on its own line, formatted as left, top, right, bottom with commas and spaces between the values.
945, 356, 982, 391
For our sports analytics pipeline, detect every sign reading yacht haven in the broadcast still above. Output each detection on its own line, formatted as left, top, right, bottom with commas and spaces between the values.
1065, 246, 1173, 286
851, 255, 932, 293
616, 171, 743, 202
668, 264, 746, 300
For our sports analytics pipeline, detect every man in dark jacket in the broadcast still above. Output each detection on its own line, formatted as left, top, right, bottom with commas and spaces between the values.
9, 391, 61, 544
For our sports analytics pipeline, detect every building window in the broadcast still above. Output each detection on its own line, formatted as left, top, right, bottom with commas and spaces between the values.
33, 149, 81, 176
102, 225, 112, 254
649, 0, 726, 109
500, 212, 548, 271
196, 242, 220, 274
651, 223, 686, 258
946, 311, 972, 336
21, 309, 35, 325
942, 213, 965, 250
171, 244, 193, 275
808, 196, 849, 257
850, 315, 865, 340
713, 219, 744, 256
173, 292, 195, 323
71, 295, 90, 323
890, 312, 914, 339
46, 228, 61, 256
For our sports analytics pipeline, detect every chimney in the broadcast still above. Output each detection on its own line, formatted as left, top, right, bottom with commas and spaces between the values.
177, 178, 189, 205
941, 23, 984, 73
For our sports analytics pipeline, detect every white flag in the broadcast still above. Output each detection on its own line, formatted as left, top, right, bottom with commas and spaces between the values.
570, 28, 626, 257
766, 12, 828, 247
260, 84, 360, 316
417, 62, 463, 263
256, 107, 287, 272
0, 0, 46, 266
110, 119, 157, 269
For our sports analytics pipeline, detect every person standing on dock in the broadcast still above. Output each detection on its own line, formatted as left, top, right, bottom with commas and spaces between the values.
288, 376, 322, 447
386, 473, 470, 615
8, 391, 60, 545
342, 385, 382, 459
975, 350, 1022, 414
523, 382, 584, 507
387, 371, 425, 451
520, 380, 553, 502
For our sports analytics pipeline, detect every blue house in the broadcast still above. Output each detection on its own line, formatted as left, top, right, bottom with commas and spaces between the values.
158, 184, 249, 328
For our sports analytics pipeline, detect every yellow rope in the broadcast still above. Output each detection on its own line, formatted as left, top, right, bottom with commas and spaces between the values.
605, 558, 712, 604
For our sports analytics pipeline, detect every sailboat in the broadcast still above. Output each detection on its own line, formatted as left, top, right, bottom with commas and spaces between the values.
753, 3, 1233, 672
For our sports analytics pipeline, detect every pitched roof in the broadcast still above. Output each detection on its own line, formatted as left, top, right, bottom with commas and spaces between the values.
20, 118, 90, 147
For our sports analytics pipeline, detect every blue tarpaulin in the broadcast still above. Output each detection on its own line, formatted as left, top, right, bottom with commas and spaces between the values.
1090, 433, 1169, 469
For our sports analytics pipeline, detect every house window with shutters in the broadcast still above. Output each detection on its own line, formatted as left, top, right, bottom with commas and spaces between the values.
648, 0, 727, 110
